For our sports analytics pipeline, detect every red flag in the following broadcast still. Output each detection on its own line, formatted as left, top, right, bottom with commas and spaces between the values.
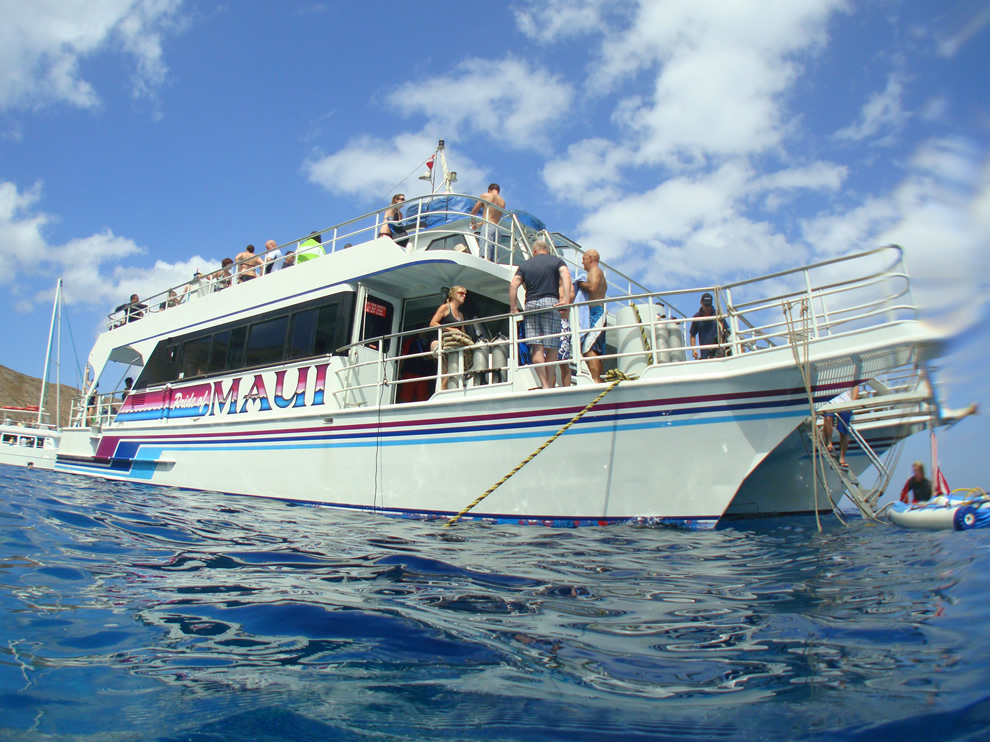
931, 430, 950, 496
425, 155, 435, 172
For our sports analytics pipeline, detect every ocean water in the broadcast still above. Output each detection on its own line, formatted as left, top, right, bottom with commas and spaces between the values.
1, 467, 989, 741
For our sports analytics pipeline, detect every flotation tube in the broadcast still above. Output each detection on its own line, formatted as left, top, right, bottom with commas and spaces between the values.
888, 495, 990, 531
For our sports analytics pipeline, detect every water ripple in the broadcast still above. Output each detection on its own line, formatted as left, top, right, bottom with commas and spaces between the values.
0, 468, 987, 739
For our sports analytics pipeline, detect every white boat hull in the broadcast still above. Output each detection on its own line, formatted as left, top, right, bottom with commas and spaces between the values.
55, 370, 813, 527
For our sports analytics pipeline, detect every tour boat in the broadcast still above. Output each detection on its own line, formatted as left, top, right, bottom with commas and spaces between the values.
32, 148, 953, 526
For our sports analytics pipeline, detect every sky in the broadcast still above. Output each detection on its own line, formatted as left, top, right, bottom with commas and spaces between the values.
0, 0, 988, 489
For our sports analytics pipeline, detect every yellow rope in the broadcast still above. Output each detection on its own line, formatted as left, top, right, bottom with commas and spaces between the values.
442, 370, 635, 528
631, 304, 652, 354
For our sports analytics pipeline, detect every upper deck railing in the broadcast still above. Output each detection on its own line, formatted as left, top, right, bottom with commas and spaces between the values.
105, 193, 550, 330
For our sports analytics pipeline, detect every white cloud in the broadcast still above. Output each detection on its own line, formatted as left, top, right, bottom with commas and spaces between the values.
385, 57, 573, 150
304, 133, 490, 203
514, 0, 613, 42
541, 139, 635, 205
832, 74, 909, 145
0, 179, 218, 317
799, 138, 990, 329
583, 0, 842, 165
934, 4, 990, 58
0, 0, 184, 112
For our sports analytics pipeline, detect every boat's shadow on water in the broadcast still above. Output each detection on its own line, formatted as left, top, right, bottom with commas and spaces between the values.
2, 472, 989, 740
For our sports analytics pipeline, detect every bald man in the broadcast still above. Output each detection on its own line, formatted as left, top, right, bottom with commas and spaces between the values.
575, 249, 607, 382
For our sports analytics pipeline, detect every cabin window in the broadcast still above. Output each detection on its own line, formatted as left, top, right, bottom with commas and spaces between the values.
425, 235, 471, 253
288, 309, 318, 359
133, 291, 354, 389
245, 316, 289, 367
314, 303, 344, 355
181, 336, 211, 378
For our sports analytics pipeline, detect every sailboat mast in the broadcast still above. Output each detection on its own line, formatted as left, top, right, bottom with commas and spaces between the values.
37, 279, 61, 426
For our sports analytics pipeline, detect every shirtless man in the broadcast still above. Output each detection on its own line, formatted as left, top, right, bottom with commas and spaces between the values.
234, 244, 264, 283
470, 183, 506, 262
575, 249, 607, 382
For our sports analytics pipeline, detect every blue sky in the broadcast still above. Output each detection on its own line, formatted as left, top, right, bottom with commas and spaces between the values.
1, 0, 988, 488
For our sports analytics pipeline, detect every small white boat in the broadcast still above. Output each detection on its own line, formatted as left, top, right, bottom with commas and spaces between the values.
0, 408, 59, 470
887, 492, 990, 531
0, 279, 65, 471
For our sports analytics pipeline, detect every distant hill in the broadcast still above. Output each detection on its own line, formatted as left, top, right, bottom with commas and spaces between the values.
0, 365, 79, 428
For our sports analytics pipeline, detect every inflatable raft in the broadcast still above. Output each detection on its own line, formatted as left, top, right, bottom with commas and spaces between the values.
887, 491, 990, 531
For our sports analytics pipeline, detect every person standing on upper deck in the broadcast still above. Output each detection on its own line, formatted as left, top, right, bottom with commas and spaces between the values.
575, 249, 607, 383
690, 293, 728, 360
263, 240, 283, 274
470, 184, 506, 262
234, 245, 264, 283
510, 240, 573, 390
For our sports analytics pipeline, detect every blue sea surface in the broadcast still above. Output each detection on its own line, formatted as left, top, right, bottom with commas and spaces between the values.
1, 466, 989, 741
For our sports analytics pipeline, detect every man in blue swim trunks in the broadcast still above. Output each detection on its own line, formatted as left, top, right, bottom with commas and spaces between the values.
575, 249, 606, 382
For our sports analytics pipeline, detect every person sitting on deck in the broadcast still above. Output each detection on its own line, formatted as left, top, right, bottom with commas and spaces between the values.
115, 294, 147, 324
209, 258, 234, 291
378, 194, 407, 241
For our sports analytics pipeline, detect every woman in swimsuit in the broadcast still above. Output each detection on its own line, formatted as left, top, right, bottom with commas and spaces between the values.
429, 286, 469, 390
378, 193, 406, 239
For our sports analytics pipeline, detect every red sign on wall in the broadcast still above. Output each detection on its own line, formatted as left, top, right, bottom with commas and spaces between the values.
365, 301, 387, 318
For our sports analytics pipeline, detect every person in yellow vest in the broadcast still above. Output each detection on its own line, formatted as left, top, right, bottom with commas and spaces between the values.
295, 232, 325, 263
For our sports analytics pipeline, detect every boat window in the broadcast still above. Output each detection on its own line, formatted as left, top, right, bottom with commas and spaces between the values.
181, 336, 211, 378
361, 296, 394, 353
425, 235, 470, 252
288, 309, 318, 359
133, 291, 355, 389
314, 303, 344, 355
208, 330, 231, 374
245, 316, 289, 367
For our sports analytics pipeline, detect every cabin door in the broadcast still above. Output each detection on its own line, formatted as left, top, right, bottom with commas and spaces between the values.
343, 287, 401, 407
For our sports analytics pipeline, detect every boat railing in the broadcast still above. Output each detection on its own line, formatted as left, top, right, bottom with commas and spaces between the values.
69, 394, 121, 429
331, 249, 915, 402
91, 243, 922, 416
105, 193, 548, 330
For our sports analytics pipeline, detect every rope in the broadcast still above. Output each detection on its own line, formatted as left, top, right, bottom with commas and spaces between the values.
631, 304, 652, 354
439, 328, 475, 382
783, 298, 825, 531
442, 370, 635, 528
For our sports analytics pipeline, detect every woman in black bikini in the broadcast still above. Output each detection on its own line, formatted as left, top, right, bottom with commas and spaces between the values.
429, 286, 469, 390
